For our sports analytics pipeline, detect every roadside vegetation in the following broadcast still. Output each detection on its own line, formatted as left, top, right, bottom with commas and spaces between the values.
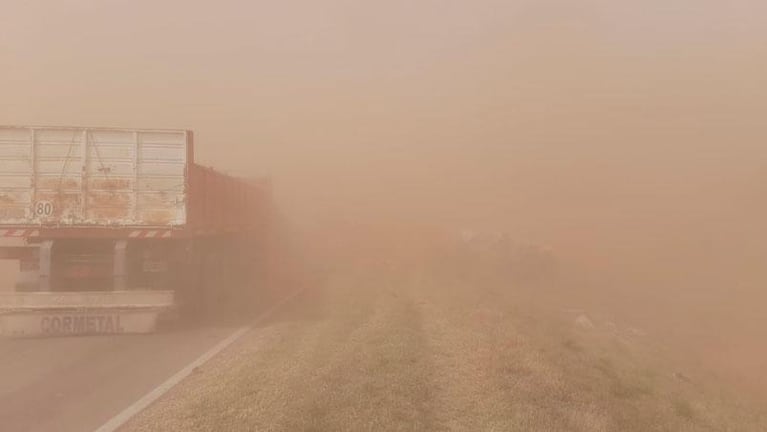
123, 252, 767, 432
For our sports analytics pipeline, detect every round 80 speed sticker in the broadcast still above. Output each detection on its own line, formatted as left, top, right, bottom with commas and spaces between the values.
33, 201, 54, 217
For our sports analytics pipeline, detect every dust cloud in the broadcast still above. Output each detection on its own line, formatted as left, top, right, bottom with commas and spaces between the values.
2, 0, 766, 397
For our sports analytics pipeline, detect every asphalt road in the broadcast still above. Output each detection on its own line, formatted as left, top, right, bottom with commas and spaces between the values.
0, 324, 241, 432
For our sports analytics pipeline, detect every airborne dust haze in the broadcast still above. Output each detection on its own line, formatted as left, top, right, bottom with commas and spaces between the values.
2, 1, 766, 396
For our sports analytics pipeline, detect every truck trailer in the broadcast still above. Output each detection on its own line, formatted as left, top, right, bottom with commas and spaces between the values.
0, 126, 271, 337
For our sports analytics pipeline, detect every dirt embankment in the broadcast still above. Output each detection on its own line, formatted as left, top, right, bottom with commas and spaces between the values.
123, 263, 766, 432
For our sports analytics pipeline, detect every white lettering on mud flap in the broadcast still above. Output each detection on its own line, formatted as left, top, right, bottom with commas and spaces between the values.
40, 314, 126, 335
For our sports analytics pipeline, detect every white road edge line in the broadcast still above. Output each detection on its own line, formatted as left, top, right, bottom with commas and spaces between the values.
94, 289, 306, 432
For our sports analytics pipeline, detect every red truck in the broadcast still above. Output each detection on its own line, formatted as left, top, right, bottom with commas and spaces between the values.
0, 126, 271, 336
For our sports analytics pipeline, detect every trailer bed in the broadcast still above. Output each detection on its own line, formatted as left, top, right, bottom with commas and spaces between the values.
0, 126, 269, 238
0, 126, 190, 228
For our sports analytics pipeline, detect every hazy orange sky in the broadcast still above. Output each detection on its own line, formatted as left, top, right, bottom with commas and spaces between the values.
2, 1, 766, 283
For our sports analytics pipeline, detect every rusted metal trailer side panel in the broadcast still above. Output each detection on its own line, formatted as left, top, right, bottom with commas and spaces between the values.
186, 164, 270, 234
0, 126, 190, 228
0, 125, 270, 238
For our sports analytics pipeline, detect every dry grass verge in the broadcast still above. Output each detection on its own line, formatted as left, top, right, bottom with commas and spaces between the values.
123, 267, 767, 432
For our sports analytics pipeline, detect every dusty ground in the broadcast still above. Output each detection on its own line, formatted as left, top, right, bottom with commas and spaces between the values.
122, 265, 767, 432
